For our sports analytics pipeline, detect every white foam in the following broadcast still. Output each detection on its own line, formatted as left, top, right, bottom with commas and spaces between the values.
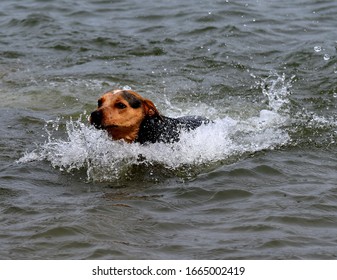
18, 110, 290, 182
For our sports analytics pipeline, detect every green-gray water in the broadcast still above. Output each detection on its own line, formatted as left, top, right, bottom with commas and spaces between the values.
1, 0, 337, 259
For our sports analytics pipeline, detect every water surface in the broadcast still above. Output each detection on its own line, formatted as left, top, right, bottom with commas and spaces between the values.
1, 0, 337, 259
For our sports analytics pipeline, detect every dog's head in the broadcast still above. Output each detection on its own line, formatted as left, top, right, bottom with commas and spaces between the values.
90, 89, 161, 142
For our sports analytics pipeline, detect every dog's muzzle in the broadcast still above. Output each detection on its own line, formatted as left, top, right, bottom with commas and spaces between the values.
90, 110, 103, 129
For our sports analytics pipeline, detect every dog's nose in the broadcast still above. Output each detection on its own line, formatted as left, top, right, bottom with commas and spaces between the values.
90, 110, 103, 128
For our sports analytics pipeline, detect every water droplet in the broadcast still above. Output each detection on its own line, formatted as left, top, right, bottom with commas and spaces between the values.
314, 46, 322, 52
323, 54, 330, 61
123, 85, 132, 90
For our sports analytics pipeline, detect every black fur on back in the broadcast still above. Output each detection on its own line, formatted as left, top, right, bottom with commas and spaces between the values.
136, 115, 209, 144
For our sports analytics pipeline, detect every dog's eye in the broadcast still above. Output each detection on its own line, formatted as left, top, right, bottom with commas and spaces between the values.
97, 99, 103, 107
115, 102, 127, 109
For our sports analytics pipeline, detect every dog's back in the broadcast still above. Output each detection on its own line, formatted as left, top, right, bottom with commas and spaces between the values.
136, 115, 209, 144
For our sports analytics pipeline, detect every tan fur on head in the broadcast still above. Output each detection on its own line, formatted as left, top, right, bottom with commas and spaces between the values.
90, 89, 161, 142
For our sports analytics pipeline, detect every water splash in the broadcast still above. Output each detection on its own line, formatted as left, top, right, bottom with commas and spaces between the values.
18, 114, 289, 182
259, 73, 293, 114
323, 54, 330, 61
18, 75, 295, 182
314, 46, 322, 53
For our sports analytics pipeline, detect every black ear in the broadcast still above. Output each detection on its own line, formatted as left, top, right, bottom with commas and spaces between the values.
121, 90, 142, 108
143, 99, 162, 119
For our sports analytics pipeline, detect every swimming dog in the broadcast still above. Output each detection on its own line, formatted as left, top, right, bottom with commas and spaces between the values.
90, 89, 208, 144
